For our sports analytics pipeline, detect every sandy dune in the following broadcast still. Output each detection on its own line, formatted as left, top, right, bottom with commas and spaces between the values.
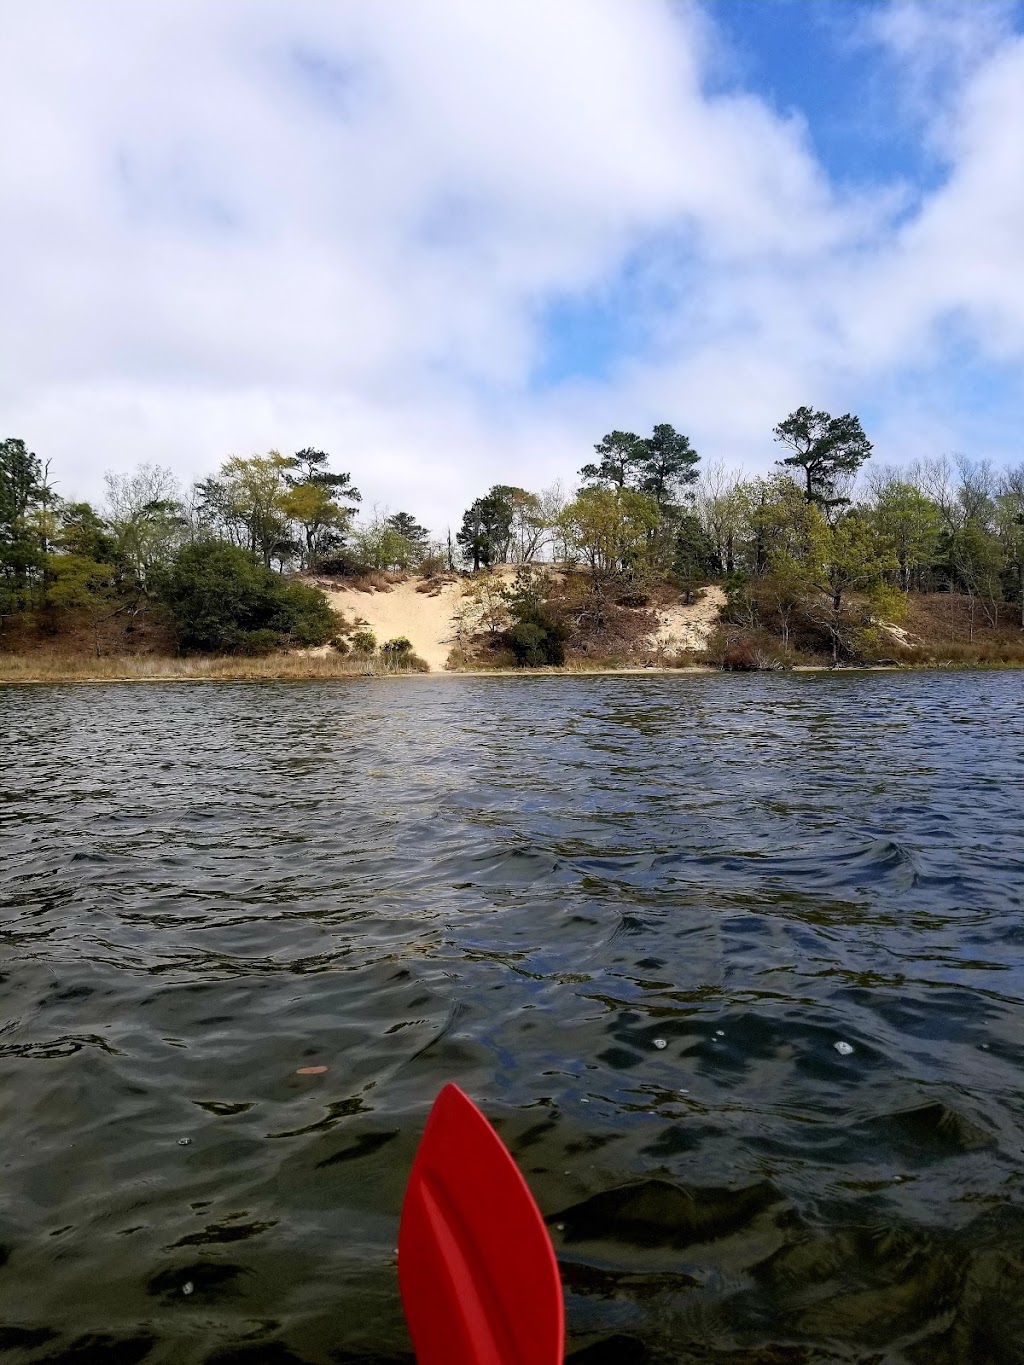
311, 574, 726, 671
651, 584, 727, 654
317, 577, 466, 671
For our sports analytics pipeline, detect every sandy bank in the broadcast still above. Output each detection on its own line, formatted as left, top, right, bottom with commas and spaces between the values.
313, 574, 728, 671
315, 576, 465, 670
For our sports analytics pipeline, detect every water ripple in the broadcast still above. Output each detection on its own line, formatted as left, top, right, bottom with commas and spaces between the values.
1, 672, 1023, 1362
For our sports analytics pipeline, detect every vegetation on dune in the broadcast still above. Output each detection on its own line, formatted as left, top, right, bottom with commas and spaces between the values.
2, 406, 1023, 674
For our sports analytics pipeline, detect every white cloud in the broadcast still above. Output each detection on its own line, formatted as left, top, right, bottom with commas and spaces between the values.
1, 0, 1022, 531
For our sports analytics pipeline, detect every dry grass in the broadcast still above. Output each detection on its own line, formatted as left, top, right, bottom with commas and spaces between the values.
0, 651, 429, 683
323, 570, 411, 594
894, 640, 1024, 668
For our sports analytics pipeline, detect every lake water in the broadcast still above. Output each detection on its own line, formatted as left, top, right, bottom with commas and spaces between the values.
2, 673, 1023, 1364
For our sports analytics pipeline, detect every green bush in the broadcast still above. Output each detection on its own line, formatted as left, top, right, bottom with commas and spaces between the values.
237, 628, 281, 656
350, 628, 377, 654
505, 605, 569, 666
156, 542, 338, 653
381, 636, 413, 658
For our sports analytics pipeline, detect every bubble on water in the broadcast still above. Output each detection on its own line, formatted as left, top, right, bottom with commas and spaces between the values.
580, 1098, 589, 1103
715, 1030, 725, 1037
678, 1088, 689, 1094
653, 1038, 668, 1049
834, 1041, 855, 1056
177, 1138, 191, 1146
182, 1281, 194, 1296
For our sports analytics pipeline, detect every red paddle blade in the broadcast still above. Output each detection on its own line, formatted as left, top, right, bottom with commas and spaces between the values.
398, 1083, 564, 1365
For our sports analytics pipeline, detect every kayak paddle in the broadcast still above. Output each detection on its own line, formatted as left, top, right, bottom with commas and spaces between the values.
398, 1083, 565, 1365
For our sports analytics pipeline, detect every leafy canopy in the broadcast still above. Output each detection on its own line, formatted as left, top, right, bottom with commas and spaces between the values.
773, 407, 872, 509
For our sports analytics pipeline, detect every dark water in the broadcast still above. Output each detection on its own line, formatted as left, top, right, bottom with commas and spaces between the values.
2, 673, 1023, 1365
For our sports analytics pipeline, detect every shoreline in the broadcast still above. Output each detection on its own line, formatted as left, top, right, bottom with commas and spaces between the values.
3, 661, 1020, 686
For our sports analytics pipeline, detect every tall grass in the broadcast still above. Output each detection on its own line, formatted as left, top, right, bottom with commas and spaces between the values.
0, 651, 430, 683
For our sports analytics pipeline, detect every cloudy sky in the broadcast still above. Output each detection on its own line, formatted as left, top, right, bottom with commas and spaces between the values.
2, 0, 1023, 531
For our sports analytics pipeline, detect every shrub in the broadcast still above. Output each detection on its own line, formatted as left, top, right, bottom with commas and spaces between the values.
156, 542, 338, 654
381, 636, 413, 658
502, 572, 570, 666
506, 607, 569, 666
615, 590, 650, 608
418, 551, 448, 577
350, 628, 377, 654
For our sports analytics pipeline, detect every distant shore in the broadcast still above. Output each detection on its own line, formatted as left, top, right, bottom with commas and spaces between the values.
5, 656, 1020, 685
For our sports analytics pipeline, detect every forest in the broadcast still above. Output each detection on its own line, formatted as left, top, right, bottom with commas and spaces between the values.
2, 406, 1023, 671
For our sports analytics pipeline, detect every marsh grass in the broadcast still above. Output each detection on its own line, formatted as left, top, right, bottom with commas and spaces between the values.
0, 651, 429, 683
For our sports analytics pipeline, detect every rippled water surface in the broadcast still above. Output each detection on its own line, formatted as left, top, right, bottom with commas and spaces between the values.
2, 673, 1024, 1363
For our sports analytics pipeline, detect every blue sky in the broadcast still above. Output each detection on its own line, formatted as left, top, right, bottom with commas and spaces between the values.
536, 0, 1024, 394
1, 1, 1023, 527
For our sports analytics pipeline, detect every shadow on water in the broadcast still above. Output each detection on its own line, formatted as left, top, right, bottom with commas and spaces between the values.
1, 673, 1023, 1362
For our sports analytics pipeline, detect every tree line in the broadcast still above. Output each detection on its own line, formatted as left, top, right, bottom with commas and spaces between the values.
2, 406, 1023, 657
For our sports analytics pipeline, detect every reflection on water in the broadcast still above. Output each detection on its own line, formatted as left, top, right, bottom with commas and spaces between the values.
1, 672, 1023, 1363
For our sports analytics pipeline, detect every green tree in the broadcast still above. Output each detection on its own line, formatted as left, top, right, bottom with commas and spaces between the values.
672, 511, 718, 600
795, 509, 898, 663
503, 568, 569, 665
636, 424, 700, 508
104, 463, 185, 587
157, 542, 337, 653
773, 407, 872, 510
0, 437, 48, 613
579, 431, 645, 489
580, 426, 699, 509
58, 502, 117, 565
558, 486, 660, 583
352, 514, 421, 571
996, 465, 1024, 625
385, 512, 429, 548
868, 478, 942, 592
949, 522, 1006, 634
456, 488, 514, 571
736, 473, 810, 578
282, 448, 361, 569
195, 453, 295, 568
45, 553, 121, 655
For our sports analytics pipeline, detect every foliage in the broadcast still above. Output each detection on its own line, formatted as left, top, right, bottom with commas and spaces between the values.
673, 511, 719, 591
157, 542, 337, 653
579, 431, 646, 488
7, 403, 1024, 668
867, 476, 942, 591
104, 463, 185, 586
196, 448, 359, 571
1, 437, 50, 612
455, 487, 515, 571
386, 512, 429, 547
281, 448, 360, 570
502, 568, 569, 666
350, 628, 377, 654
773, 406, 872, 510
580, 424, 699, 510
558, 486, 660, 582
381, 636, 413, 658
